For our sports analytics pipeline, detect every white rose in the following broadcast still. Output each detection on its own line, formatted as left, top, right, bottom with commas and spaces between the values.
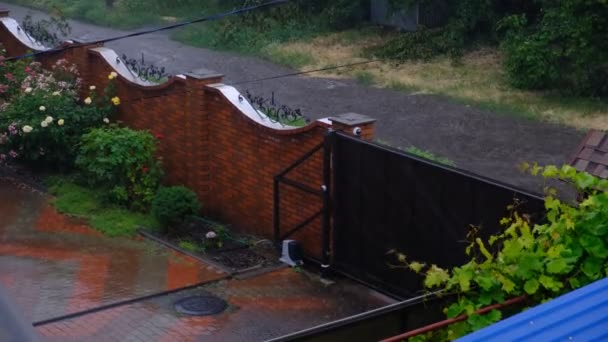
22, 125, 33, 133
103, 118, 110, 124
41, 121, 48, 128
24, 87, 33, 93
44, 116, 53, 124
39, 106, 46, 112
52, 91, 60, 96
89, 85, 96, 90
84, 97, 92, 105
205, 231, 217, 239
57, 119, 65, 126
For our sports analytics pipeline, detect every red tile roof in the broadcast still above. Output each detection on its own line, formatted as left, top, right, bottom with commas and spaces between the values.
571, 130, 608, 179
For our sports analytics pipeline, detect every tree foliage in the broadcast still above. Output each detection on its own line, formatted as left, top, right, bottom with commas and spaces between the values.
373, 0, 608, 96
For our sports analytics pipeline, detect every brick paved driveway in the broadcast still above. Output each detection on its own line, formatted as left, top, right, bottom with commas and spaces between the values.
0, 181, 226, 323
1, 180, 394, 341
38, 268, 389, 341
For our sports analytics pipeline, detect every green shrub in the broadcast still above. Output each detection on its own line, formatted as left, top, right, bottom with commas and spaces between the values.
0, 46, 30, 101
0, 60, 116, 169
501, 2, 608, 96
76, 127, 163, 210
151, 186, 200, 230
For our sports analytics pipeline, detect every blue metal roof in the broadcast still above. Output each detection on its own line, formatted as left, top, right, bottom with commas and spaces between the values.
457, 277, 608, 342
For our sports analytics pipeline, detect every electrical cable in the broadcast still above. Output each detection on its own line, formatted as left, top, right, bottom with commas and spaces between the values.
119, 58, 383, 104
229, 59, 380, 85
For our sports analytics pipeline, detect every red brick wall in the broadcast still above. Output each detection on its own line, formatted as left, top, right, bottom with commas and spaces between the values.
0, 16, 375, 258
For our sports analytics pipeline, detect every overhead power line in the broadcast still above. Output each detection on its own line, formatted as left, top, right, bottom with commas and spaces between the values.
119, 58, 383, 104
2, 0, 290, 62
229, 59, 381, 85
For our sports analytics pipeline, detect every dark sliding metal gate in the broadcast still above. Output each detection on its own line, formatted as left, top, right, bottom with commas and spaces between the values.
330, 132, 546, 298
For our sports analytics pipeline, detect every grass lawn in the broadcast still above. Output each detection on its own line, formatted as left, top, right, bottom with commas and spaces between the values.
46, 175, 160, 237
268, 30, 608, 130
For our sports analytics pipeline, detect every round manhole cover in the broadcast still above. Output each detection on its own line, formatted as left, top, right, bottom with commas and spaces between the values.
174, 295, 227, 316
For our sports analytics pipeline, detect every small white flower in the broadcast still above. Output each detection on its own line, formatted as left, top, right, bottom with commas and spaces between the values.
205, 231, 217, 239
39, 106, 46, 112
44, 116, 53, 124
41, 120, 48, 128
84, 97, 92, 105
52, 91, 60, 96
22, 125, 33, 133
103, 118, 110, 124
24, 87, 33, 93
89, 85, 96, 90
58, 119, 65, 126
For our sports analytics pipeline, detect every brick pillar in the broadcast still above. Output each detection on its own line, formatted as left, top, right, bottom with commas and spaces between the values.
183, 69, 224, 206
329, 113, 376, 140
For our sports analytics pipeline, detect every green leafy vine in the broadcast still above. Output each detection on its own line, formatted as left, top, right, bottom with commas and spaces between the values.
398, 164, 608, 340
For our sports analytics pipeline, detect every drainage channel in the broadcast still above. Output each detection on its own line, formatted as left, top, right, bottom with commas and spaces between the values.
32, 275, 231, 327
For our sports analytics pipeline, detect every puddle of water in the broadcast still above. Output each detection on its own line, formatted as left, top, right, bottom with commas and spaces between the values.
0, 181, 225, 322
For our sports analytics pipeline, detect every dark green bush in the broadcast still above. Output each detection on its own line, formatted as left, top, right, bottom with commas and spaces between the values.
501, 1, 608, 96
151, 186, 201, 231
76, 127, 162, 210
369, 0, 529, 61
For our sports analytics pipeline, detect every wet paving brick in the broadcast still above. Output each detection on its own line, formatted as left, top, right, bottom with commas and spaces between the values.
37, 268, 392, 341
2, 180, 395, 340
0, 181, 226, 323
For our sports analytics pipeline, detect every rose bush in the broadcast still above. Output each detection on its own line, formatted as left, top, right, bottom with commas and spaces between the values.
0, 58, 118, 169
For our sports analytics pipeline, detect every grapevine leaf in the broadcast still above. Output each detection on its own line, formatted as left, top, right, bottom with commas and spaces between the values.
454, 265, 474, 292
546, 258, 573, 275
397, 253, 406, 263
583, 222, 608, 236
539, 275, 563, 292
446, 302, 464, 318
424, 265, 450, 288
530, 163, 542, 176
501, 239, 522, 261
515, 254, 544, 278
474, 273, 496, 291
547, 244, 565, 258
579, 234, 608, 258
568, 277, 581, 289
446, 322, 471, 341
574, 172, 597, 190
542, 165, 558, 178
560, 165, 576, 179
544, 196, 560, 211
486, 309, 502, 323
581, 257, 603, 279
497, 274, 516, 293
598, 179, 608, 192
478, 292, 493, 306
409, 261, 425, 273
467, 313, 496, 332
524, 279, 540, 295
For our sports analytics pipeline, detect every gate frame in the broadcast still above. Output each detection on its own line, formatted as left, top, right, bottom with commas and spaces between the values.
273, 130, 336, 267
